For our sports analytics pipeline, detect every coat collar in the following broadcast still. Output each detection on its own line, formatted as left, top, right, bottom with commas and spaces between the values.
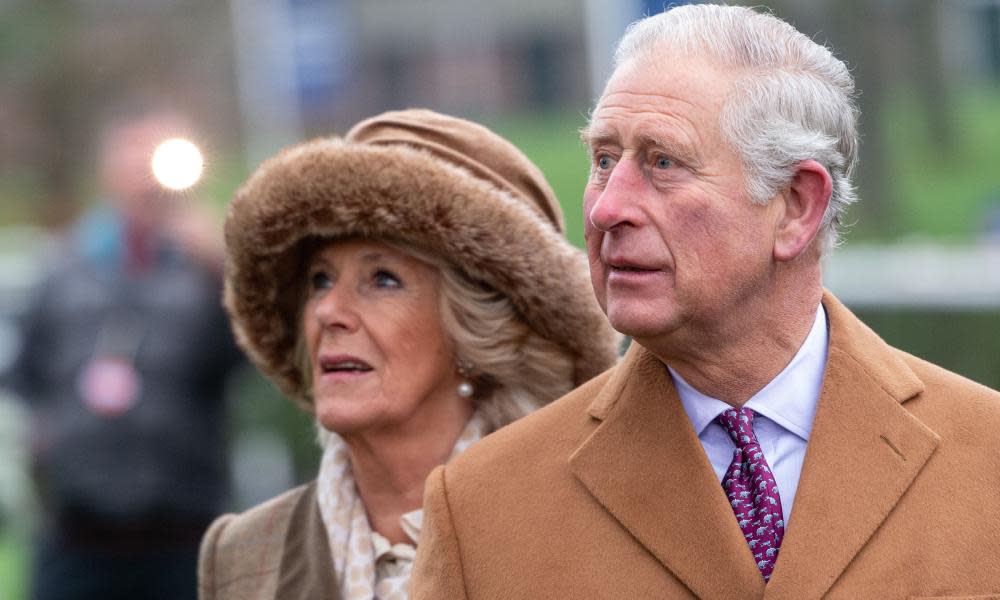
764, 291, 937, 599
275, 481, 341, 600
569, 291, 939, 599
571, 341, 767, 598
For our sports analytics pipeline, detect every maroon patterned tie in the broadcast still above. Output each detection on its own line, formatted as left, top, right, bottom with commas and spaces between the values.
716, 407, 785, 581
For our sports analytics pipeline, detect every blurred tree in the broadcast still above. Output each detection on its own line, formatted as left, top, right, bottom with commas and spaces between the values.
987, 2, 1000, 77
0, 0, 84, 227
910, 0, 954, 151
825, 0, 894, 237
773, 0, 962, 240
770, 0, 897, 238
0, 0, 240, 228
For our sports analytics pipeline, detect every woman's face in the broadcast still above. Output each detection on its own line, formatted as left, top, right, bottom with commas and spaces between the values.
302, 238, 470, 438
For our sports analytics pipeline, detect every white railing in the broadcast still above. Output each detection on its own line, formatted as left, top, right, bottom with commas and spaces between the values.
823, 241, 1000, 310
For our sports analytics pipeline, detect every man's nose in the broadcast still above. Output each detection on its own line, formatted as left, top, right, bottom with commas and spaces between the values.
588, 159, 643, 232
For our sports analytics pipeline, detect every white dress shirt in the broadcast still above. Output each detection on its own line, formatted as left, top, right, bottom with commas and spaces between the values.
669, 304, 828, 528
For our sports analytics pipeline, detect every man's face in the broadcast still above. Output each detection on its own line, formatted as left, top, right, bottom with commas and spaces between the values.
583, 54, 782, 349
99, 116, 177, 229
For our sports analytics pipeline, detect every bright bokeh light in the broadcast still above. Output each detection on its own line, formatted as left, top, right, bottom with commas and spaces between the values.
151, 138, 204, 190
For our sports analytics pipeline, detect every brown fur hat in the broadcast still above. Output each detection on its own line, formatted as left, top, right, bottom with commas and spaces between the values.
223, 108, 619, 410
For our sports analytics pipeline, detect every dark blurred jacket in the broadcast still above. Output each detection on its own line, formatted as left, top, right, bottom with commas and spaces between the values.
8, 208, 242, 533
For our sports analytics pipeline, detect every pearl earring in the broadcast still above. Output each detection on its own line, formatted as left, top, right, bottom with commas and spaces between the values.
457, 358, 474, 398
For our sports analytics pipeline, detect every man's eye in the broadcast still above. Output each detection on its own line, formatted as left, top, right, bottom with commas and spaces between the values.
598, 155, 613, 170
593, 152, 618, 171
374, 270, 402, 288
654, 155, 673, 169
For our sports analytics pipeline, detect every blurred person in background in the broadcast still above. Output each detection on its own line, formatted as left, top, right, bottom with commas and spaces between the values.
5, 106, 243, 600
196, 109, 619, 599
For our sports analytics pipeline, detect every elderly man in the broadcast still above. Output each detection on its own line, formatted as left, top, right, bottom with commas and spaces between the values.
410, 4, 1000, 599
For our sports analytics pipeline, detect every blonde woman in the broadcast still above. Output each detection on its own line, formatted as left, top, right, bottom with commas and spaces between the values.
197, 109, 619, 599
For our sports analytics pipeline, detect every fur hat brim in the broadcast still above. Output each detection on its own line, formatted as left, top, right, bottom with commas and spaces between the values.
224, 137, 619, 410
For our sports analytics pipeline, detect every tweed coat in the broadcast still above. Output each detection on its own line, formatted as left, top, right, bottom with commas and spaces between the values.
410, 292, 1000, 599
198, 482, 338, 600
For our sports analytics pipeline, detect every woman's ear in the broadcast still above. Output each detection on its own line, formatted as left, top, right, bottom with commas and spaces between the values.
773, 159, 832, 262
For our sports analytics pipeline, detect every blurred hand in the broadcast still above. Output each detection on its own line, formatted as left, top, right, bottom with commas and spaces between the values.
163, 201, 225, 272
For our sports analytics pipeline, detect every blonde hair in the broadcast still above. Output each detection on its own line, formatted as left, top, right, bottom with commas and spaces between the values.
434, 255, 576, 432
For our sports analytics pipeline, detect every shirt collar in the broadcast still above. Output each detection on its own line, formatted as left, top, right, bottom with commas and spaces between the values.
372, 515, 419, 563
671, 304, 828, 442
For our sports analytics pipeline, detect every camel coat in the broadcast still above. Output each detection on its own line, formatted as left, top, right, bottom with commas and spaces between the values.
198, 482, 338, 600
410, 292, 1000, 599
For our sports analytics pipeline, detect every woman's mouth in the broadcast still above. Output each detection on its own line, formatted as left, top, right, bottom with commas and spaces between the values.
319, 356, 373, 376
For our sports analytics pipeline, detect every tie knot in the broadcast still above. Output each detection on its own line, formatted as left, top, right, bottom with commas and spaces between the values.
716, 407, 758, 449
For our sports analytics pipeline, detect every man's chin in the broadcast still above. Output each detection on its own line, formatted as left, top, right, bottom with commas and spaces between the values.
605, 306, 677, 341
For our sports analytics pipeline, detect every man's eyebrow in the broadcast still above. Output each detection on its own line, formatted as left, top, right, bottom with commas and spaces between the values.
579, 125, 618, 147
636, 131, 701, 167
635, 130, 672, 149
580, 125, 702, 167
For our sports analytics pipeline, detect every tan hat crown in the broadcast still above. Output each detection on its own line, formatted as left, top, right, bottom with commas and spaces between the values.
346, 109, 565, 233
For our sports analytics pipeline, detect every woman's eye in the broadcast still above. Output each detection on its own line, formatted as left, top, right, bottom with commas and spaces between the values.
310, 270, 332, 290
373, 269, 402, 288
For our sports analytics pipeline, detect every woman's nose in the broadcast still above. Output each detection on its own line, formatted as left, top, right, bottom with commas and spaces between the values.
312, 286, 361, 332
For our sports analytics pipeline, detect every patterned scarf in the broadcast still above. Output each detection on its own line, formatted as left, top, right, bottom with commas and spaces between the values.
317, 413, 486, 600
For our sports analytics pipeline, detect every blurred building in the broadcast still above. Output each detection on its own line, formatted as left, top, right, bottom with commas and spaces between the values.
2, 0, 601, 214
231, 0, 594, 163
4, 0, 1000, 218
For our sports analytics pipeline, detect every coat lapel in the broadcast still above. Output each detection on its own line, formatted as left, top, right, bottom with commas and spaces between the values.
765, 292, 940, 599
569, 343, 766, 600
275, 481, 341, 600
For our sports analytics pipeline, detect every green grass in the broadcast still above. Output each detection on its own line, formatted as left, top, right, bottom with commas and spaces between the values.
0, 169, 47, 225
485, 110, 594, 248
884, 85, 1000, 239
0, 528, 28, 600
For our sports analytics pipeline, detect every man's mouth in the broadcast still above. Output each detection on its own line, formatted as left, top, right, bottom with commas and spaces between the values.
607, 260, 658, 272
612, 265, 652, 272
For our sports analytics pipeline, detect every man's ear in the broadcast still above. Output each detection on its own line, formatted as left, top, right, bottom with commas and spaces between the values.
773, 159, 832, 262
